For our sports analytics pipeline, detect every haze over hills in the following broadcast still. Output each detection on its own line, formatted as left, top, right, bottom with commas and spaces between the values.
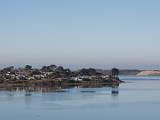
97, 69, 160, 76
1, 65, 160, 76
96, 69, 141, 75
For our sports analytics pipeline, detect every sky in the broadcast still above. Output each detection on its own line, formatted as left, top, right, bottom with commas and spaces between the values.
0, 0, 160, 70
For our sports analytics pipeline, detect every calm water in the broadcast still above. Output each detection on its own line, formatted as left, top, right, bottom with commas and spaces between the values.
0, 76, 160, 120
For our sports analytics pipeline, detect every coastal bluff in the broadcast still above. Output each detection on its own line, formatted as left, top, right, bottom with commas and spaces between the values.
137, 70, 160, 76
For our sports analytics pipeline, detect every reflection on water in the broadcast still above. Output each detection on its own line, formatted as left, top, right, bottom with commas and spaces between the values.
0, 83, 120, 97
1, 76, 160, 120
111, 85, 119, 96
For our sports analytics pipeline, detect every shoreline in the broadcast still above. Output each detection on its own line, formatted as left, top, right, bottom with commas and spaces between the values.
0, 79, 123, 88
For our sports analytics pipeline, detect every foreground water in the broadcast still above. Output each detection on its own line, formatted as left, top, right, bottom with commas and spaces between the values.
0, 76, 160, 120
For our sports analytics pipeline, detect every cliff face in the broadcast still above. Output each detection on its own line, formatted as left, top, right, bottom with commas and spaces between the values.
137, 70, 160, 76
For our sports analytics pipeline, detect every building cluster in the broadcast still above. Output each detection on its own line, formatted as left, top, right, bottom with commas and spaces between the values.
0, 65, 71, 82
0, 65, 120, 83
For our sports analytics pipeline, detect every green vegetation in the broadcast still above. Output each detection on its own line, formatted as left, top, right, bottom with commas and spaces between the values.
0, 65, 122, 87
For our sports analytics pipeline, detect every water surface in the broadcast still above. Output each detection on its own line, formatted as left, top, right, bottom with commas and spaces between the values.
0, 76, 160, 120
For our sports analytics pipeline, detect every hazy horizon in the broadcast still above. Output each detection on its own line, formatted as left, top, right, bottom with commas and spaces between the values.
0, 0, 160, 69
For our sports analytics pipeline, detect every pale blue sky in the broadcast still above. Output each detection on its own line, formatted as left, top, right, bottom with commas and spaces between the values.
0, 0, 160, 69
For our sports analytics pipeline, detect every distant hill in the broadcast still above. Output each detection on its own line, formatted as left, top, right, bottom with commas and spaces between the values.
137, 70, 160, 76
96, 69, 141, 75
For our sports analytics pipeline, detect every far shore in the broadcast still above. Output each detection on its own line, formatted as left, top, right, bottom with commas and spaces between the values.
0, 65, 123, 88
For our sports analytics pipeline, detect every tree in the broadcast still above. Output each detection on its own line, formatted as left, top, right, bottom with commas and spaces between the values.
41, 66, 48, 71
31, 69, 41, 75
41, 65, 57, 72
76, 68, 101, 76
25, 65, 32, 70
56, 66, 64, 72
111, 68, 119, 77
3, 66, 14, 72
48, 64, 57, 71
